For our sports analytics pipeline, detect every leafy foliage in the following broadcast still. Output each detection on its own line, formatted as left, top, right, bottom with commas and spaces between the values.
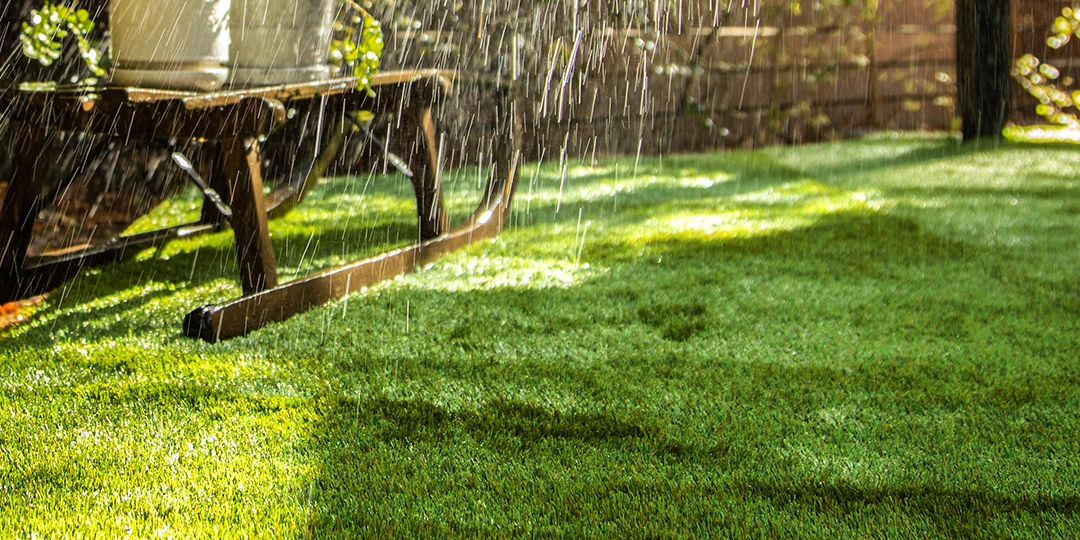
19, 0, 106, 79
18, 0, 385, 91
330, 0, 384, 96
1014, 7, 1080, 128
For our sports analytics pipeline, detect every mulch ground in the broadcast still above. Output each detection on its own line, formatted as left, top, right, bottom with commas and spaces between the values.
0, 296, 43, 330
1, 179, 150, 331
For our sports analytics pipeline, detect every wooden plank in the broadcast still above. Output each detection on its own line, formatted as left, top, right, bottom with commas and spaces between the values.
183, 204, 502, 342
1, 92, 287, 141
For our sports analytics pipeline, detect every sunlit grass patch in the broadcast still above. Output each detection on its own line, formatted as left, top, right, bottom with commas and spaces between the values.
123, 184, 205, 236
605, 180, 887, 249
514, 163, 740, 208
1003, 124, 1080, 143
403, 254, 603, 292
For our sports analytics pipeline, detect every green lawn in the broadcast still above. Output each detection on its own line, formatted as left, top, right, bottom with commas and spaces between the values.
2, 133, 1078, 537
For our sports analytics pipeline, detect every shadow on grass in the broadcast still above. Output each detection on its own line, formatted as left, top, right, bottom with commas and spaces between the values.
300, 395, 752, 534
740, 480, 1080, 536
289, 210, 1073, 534
512, 152, 807, 225
587, 210, 975, 271
299, 395, 1080, 536
522, 149, 809, 187
314, 396, 722, 453
886, 184, 1080, 201
516, 174, 794, 225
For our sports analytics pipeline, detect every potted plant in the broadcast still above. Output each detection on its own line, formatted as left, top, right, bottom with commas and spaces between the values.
109, 0, 231, 90
227, 0, 337, 87
19, 0, 381, 92
20, 0, 230, 90
230, 0, 382, 89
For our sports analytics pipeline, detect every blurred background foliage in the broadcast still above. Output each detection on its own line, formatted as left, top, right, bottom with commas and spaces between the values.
1013, 5, 1080, 128
358, 0, 956, 153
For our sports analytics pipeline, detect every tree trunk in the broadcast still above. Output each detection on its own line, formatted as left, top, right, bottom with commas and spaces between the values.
956, 0, 1013, 140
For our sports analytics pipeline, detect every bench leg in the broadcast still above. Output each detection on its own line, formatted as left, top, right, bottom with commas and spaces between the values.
487, 85, 524, 221
392, 105, 447, 241
0, 126, 45, 302
181, 78, 525, 342
217, 136, 278, 295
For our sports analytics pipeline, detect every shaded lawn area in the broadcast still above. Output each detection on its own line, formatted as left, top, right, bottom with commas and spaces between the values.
2, 133, 1079, 536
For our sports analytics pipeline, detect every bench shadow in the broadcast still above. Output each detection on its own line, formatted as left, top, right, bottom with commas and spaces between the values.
298, 386, 1079, 535
299, 395, 749, 535
289, 208, 1052, 535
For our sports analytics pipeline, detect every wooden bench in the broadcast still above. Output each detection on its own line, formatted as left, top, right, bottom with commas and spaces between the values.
0, 70, 522, 341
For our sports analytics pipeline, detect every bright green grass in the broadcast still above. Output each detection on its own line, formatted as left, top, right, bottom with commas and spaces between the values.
2, 133, 1079, 537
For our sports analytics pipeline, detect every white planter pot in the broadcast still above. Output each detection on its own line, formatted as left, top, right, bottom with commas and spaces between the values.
228, 0, 338, 87
109, 0, 231, 91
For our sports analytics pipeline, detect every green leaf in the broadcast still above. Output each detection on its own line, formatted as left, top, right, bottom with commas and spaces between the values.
329, 2, 384, 96
19, 1, 105, 80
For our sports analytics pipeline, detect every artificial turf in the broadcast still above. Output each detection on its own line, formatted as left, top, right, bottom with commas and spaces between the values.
1, 133, 1078, 537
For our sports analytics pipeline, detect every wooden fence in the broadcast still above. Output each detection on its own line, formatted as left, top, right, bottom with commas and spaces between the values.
2, 0, 1074, 164
382, 1, 958, 159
